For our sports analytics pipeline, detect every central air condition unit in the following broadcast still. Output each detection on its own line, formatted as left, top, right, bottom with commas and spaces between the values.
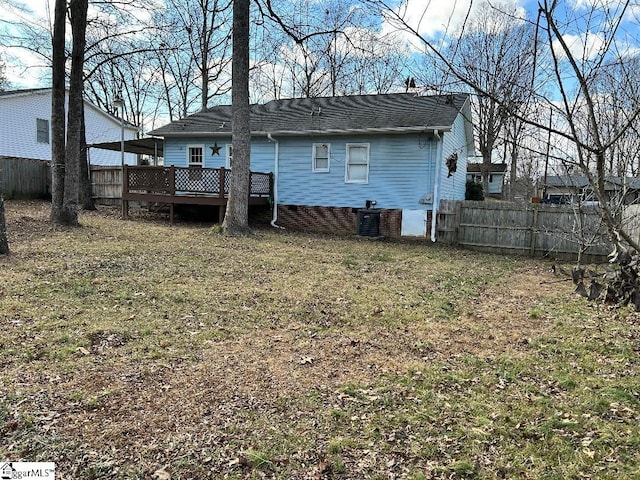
357, 209, 381, 237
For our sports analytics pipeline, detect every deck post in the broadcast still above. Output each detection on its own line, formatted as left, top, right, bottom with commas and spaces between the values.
169, 165, 176, 195
122, 164, 128, 219
219, 167, 226, 199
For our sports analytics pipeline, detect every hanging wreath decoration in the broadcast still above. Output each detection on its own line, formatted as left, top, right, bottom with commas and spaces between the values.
446, 152, 458, 177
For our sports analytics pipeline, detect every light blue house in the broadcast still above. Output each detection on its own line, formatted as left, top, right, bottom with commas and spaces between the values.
149, 93, 473, 238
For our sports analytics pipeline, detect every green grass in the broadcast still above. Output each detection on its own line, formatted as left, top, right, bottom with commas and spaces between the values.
1, 201, 639, 479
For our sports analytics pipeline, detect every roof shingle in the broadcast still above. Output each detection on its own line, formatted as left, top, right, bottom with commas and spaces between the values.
150, 92, 469, 136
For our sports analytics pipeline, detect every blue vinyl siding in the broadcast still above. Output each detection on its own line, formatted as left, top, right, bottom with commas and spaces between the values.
163, 136, 274, 173
163, 110, 471, 211
438, 113, 469, 202
276, 133, 437, 210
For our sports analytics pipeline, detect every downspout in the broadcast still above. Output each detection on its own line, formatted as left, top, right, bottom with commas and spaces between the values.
267, 133, 284, 229
430, 130, 442, 242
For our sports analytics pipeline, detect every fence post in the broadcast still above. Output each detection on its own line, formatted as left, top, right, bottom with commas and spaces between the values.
530, 205, 539, 257
454, 201, 462, 246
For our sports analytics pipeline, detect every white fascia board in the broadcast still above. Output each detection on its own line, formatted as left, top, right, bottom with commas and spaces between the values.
160, 125, 453, 138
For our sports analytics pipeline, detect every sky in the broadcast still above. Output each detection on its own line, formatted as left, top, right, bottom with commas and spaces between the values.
2, 0, 639, 89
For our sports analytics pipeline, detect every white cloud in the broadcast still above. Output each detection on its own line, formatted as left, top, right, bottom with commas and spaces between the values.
381, 0, 527, 50
553, 32, 606, 61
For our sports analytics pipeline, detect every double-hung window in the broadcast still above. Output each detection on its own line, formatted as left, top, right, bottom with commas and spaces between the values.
187, 145, 204, 167
36, 118, 49, 144
345, 143, 369, 184
312, 143, 330, 172
187, 144, 204, 181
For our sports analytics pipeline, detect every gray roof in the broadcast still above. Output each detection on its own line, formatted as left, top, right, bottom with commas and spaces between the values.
545, 175, 640, 190
545, 175, 591, 188
0, 87, 51, 97
149, 92, 470, 137
467, 162, 507, 173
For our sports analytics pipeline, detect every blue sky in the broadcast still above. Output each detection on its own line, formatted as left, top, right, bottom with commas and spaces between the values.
2, 0, 639, 89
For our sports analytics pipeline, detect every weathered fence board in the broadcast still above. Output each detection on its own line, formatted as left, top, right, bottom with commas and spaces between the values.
90, 166, 122, 206
0, 157, 51, 199
437, 200, 612, 261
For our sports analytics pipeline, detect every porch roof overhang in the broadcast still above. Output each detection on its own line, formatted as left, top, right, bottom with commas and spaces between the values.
89, 137, 164, 157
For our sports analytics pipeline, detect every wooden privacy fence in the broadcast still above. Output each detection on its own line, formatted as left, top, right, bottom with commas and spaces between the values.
437, 200, 612, 261
0, 157, 50, 199
90, 166, 122, 206
0, 160, 122, 204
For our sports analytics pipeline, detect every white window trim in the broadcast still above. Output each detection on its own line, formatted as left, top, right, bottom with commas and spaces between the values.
312, 143, 330, 173
225, 144, 233, 169
187, 144, 204, 167
345, 143, 370, 184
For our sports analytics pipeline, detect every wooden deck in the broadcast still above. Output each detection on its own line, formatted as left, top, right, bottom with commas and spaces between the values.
122, 165, 273, 223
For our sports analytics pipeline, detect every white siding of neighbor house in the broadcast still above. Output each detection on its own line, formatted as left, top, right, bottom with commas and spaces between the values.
0, 90, 137, 165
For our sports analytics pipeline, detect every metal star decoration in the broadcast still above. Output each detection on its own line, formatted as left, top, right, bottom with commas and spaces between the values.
211, 142, 221, 156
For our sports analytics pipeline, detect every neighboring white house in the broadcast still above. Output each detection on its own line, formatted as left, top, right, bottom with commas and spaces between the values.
0, 88, 138, 166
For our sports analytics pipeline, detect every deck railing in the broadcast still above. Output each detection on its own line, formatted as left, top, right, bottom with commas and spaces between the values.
121, 165, 273, 223
123, 165, 272, 198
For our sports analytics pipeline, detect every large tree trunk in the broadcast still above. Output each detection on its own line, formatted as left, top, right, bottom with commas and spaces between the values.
222, 0, 251, 235
0, 192, 8, 255
59, 0, 89, 226
50, 0, 67, 224
79, 105, 96, 210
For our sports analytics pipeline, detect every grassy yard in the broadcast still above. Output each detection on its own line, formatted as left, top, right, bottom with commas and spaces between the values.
1, 201, 639, 479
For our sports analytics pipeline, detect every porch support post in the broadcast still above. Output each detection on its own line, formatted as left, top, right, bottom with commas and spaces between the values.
122, 164, 128, 219
169, 165, 176, 195
219, 167, 226, 199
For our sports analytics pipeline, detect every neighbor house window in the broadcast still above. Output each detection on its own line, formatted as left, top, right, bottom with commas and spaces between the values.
36, 118, 49, 144
226, 144, 233, 168
345, 143, 369, 184
312, 143, 330, 172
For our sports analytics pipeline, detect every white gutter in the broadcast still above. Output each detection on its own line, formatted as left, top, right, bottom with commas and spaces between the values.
152, 126, 454, 138
430, 130, 442, 242
267, 133, 284, 229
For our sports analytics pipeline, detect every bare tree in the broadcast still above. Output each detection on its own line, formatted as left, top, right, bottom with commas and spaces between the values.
539, 0, 640, 250
0, 54, 10, 252
50, 0, 67, 224
368, 0, 640, 252
222, 0, 251, 235
253, 0, 395, 98
0, 172, 8, 254
444, 2, 538, 196
159, 0, 233, 112
50, 0, 89, 226
0, 54, 9, 90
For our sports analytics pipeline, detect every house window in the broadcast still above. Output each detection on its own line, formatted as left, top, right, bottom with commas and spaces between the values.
312, 143, 330, 172
345, 143, 369, 184
226, 144, 233, 169
187, 145, 204, 181
188, 145, 204, 167
36, 118, 49, 144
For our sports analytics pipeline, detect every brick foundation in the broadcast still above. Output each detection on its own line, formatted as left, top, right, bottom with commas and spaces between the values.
274, 204, 404, 237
